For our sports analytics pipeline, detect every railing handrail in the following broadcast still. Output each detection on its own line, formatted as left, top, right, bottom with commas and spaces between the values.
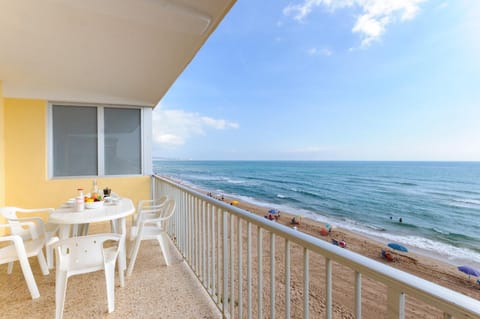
154, 174, 480, 318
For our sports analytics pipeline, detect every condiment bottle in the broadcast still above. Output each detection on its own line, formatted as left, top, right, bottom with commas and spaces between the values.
75, 188, 85, 211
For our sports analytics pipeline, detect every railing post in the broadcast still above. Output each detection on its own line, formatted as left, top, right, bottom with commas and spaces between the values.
247, 222, 252, 319
211, 203, 216, 300
303, 248, 309, 319
217, 208, 221, 305
230, 213, 235, 319
202, 200, 207, 284
270, 232, 275, 319
257, 227, 263, 319
285, 239, 291, 319
206, 203, 211, 292
237, 217, 243, 319
326, 258, 332, 319
355, 271, 362, 319
223, 210, 228, 315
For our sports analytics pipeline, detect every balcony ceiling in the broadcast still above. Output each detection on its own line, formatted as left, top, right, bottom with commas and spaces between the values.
0, 0, 235, 107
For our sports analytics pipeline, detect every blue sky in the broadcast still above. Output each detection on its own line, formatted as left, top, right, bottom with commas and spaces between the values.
152, 0, 480, 161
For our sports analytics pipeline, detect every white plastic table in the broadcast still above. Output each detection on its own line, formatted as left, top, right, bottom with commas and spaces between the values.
49, 198, 135, 287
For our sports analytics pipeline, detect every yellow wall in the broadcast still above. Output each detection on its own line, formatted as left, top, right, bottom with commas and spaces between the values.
3, 98, 150, 210
0, 81, 5, 208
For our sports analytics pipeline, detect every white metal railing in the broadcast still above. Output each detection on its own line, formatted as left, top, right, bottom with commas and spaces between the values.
153, 175, 480, 319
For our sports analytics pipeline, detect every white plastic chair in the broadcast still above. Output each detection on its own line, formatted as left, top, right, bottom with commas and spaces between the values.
131, 196, 168, 228
49, 234, 122, 319
127, 199, 175, 276
1, 207, 59, 269
0, 222, 50, 299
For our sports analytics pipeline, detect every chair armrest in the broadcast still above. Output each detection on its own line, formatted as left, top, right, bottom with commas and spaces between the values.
0, 224, 34, 249
47, 236, 60, 249
15, 208, 55, 214
4, 217, 46, 239
141, 216, 172, 226
0, 233, 28, 254
0, 234, 21, 243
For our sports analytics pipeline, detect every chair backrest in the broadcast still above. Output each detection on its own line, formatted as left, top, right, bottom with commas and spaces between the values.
134, 197, 168, 226
50, 234, 122, 274
137, 197, 167, 213
156, 199, 176, 230
158, 199, 175, 219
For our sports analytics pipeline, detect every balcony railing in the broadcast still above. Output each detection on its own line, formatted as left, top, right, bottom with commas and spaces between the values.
153, 175, 480, 319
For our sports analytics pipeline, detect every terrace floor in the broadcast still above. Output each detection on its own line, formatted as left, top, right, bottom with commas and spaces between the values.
0, 222, 221, 319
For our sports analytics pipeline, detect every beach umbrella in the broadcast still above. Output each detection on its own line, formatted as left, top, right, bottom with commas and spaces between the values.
458, 266, 480, 278
387, 243, 408, 253
268, 209, 279, 215
231, 200, 239, 206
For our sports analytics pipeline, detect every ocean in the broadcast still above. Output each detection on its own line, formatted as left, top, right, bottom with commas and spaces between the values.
153, 160, 480, 267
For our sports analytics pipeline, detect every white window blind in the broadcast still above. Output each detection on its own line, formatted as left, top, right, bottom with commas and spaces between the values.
104, 108, 141, 175
52, 105, 98, 176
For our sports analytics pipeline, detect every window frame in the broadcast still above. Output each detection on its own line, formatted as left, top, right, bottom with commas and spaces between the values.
47, 102, 152, 179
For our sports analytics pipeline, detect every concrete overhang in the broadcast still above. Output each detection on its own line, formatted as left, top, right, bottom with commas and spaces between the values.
0, 0, 236, 107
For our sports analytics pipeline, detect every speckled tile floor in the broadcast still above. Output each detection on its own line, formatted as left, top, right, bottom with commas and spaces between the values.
0, 222, 221, 319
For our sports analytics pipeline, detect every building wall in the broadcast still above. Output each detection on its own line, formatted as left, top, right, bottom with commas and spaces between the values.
3, 98, 151, 211
0, 81, 5, 208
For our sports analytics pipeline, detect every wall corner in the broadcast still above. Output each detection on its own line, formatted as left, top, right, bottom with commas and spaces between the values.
0, 81, 5, 207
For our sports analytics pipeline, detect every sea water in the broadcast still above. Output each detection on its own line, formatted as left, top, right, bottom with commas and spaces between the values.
153, 160, 480, 267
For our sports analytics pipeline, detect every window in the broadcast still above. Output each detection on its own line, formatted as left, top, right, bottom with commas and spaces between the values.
49, 103, 151, 178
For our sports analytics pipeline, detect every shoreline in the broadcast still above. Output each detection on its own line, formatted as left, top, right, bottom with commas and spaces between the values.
164, 176, 480, 301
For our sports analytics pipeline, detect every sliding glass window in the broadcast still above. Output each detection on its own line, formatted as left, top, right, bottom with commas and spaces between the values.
104, 108, 141, 175
50, 104, 148, 178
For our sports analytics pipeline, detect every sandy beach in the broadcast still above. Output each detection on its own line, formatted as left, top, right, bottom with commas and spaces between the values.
184, 182, 480, 318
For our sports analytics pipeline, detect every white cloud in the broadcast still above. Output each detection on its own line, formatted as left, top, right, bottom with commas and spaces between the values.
152, 107, 239, 146
307, 47, 333, 56
284, 0, 427, 47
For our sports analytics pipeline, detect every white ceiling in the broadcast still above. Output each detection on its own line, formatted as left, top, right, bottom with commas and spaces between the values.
0, 0, 236, 107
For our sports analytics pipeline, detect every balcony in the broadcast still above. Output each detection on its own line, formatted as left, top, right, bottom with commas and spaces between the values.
2, 176, 480, 318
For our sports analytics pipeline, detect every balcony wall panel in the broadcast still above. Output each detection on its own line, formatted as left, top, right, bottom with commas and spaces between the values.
3, 98, 150, 212
0, 81, 5, 208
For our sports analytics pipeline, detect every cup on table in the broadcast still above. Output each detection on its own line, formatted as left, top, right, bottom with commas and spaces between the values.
103, 187, 111, 197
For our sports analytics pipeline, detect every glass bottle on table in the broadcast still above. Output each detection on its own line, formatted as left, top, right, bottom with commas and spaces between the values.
91, 179, 99, 199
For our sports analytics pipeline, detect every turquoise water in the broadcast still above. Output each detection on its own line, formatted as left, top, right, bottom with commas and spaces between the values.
153, 160, 480, 266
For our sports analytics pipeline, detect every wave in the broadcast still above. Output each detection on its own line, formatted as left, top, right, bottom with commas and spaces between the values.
393, 221, 419, 229
450, 198, 480, 206
291, 188, 322, 199
277, 194, 288, 199
340, 225, 480, 265
395, 182, 418, 187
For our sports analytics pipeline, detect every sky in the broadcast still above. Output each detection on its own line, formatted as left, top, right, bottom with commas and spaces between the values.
152, 0, 480, 161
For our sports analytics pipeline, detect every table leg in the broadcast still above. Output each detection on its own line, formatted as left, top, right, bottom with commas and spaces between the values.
111, 218, 126, 288
59, 225, 71, 239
